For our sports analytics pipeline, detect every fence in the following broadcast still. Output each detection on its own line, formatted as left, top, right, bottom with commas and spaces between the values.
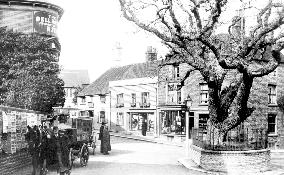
192, 126, 268, 151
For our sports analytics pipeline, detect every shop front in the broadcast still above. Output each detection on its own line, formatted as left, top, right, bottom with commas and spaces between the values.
128, 110, 156, 135
158, 105, 187, 142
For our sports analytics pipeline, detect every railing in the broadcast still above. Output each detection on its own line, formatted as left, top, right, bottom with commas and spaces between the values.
192, 127, 268, 151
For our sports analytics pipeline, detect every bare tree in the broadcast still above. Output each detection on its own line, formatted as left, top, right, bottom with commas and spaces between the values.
119, 0, 284, 143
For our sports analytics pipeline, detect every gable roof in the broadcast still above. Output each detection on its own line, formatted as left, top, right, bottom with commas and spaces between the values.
60, 69, 90, 87
78, 61, 159, 96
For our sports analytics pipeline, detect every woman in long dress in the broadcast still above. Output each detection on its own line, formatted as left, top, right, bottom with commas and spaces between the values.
101, 125, 111, 155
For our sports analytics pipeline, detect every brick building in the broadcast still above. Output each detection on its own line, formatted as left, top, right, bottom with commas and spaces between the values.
158, 58, 284, 149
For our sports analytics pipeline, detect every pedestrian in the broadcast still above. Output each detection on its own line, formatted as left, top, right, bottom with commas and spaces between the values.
141, 119, 147, 136
50, 126, 70, 175
101, 125, 111, 155
26, 125, 40, 175
39, 125, 49, 175
98, 122, 106, 153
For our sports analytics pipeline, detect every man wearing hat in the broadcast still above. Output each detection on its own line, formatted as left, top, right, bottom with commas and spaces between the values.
98, 122, 106, 153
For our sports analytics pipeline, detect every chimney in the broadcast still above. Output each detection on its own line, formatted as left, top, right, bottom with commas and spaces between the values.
82, 83, 89, 89
145, 46, 157, 62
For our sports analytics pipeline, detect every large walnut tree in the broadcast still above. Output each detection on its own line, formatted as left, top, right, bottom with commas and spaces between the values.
119, 0, 284, 142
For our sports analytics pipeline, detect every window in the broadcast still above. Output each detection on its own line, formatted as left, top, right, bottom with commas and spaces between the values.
99, 111, 105, 123
100, 95, 106, 103
81, 97, 86, 103
117, 94, 124, 107
141, 92, 149, 104
116, 112, 124, 125
200, 83, 208, 104
268, 114, 277, 134
174, 65, 180, 78
177, 90, 182, 104
268, 85, 277, 104
141, 92, 150, 107
131, 93, 136, 107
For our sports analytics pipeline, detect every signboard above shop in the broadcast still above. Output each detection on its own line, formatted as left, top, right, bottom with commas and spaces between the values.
33, 11, 58, 36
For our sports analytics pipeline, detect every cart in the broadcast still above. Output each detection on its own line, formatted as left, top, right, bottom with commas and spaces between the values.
61, 128, 90, 169
71, 117, 96, 155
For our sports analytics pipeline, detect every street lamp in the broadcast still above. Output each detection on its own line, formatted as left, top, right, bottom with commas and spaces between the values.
185, 95, 193, 109
184, 95, 192, 157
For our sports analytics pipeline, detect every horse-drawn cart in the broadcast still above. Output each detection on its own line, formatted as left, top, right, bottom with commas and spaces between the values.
61, 128, 90, 168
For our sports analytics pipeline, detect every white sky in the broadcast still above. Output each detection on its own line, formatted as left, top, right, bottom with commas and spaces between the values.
52, 0, 278, 82
53, 0, 168, 82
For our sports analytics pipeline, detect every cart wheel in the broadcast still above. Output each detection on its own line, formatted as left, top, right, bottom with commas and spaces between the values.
80, 144, 89, 166
68, 148, 73, 170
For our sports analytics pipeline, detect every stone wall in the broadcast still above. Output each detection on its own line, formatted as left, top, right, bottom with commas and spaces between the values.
0, 151, 31, 175
189, 145, 271, 174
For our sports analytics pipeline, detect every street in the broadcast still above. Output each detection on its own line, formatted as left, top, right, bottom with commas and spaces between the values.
69, 136, 204, 175
17, 136, 205, 175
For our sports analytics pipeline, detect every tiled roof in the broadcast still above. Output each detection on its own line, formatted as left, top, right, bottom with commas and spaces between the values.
78, 61, 159, 96
60, 69, 90, 87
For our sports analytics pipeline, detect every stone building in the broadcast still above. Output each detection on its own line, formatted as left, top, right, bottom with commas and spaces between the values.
158, 57, 284, 149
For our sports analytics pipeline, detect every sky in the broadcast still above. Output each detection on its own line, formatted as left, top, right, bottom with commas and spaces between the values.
51, 0, 277, 82
52, 0, 168, 82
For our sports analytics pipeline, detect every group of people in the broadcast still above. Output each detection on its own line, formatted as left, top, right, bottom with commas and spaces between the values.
25, 122, 111, 175
25, 124, 70, 175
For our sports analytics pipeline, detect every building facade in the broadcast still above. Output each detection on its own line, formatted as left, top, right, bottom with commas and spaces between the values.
77, 60, 159, 132
158, 59, 284, 148
109, 77, 158, 135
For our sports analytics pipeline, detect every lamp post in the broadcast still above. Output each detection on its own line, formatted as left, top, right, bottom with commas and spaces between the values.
184, 95, 192, 157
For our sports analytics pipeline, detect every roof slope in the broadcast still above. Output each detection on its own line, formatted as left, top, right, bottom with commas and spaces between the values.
78, 61, 159, 96
60, 69, 90, 87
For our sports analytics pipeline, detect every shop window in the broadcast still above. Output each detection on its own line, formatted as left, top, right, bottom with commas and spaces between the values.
116, 94, 124, 107
161, 111, 185, 134
268, 114, 276, 134
131, 93, 136, 107
116, 112, 124, 126
99, 111, 105, 123
130, 114, 139, 130
268, 84, 276, 104
200, 83, 208, 104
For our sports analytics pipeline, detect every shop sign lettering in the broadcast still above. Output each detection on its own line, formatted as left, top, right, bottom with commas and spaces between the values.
33, 11, 58, 36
